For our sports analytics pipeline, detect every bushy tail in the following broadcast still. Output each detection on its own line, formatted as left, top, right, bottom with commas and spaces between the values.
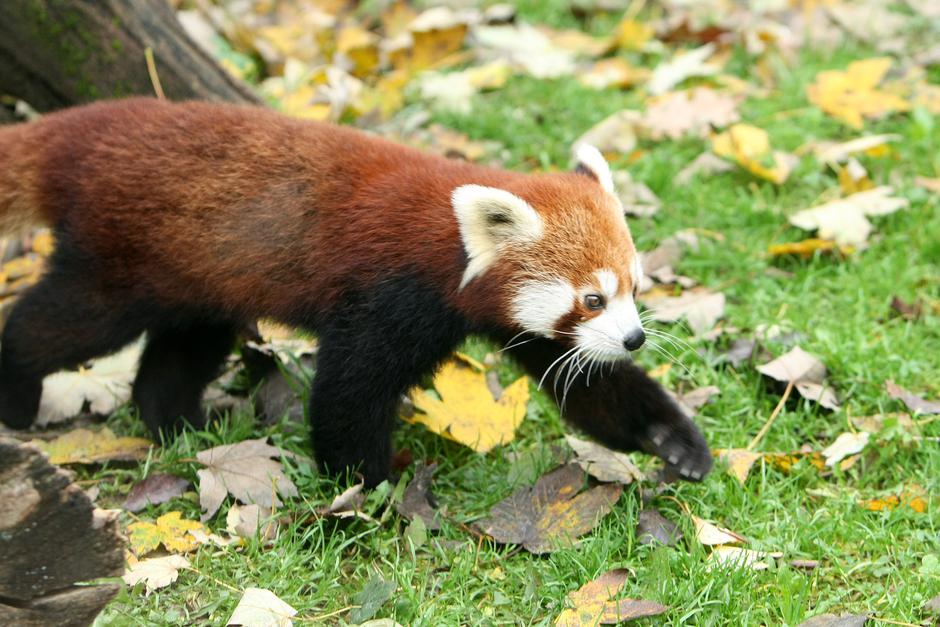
0, 122, 43, 235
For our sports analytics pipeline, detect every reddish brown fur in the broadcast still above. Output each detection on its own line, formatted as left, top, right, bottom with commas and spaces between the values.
0, 98, 629, 332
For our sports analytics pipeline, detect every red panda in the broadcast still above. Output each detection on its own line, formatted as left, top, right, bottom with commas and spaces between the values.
0, 98, 711, 485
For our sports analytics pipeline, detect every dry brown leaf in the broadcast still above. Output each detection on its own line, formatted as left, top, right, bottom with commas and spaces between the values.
675, 385, 720, 416
885, 380, 940, 415
639, 287, 725, 335
757, 346, 826, 384
227, 587, 297, 627
565, 435, 644, 484
226, 503, 277, 541
797, 613, 869, 626
642, 87, 740, 140
554, 569, 668, 626
476, 464, 621, 554
123, 473, 189, 513
196, 438, 299, 521
612, 170, 660, 218
29, 427, 152, 466
395, 462, 441, 530
636, 509, 682, 546
915, 176, 940, 194
407, 359, 529, 453
317, 483, 372, 521
789, 186, 909, 247
676, 151, 734, 184
692, 516, 746, 546
123, 555, 190, 594
827, 2, 907, 47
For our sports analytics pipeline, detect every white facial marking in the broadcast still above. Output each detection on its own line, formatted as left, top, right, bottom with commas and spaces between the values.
573, 143, 614, 194
630, 255, 644, 293
512, 278, 576, 337
594, 269, 618, 299
452, 184, 543, 289
575, 293, 643, 361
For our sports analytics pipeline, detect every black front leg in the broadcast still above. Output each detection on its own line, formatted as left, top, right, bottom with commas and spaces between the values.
308, 277, 468, 487
504, 337, 713, 481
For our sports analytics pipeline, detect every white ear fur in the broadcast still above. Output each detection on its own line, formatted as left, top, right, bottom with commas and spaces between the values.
573, 143, 614, 194
452, 184, 543, 289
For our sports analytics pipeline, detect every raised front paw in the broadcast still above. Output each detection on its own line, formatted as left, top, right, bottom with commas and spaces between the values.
643, 417, 713, 481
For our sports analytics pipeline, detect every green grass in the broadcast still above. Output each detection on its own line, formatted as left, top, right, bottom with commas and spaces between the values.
86, 4, 940, 626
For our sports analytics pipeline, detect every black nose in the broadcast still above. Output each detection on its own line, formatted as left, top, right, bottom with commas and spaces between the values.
624, 330, 646, 351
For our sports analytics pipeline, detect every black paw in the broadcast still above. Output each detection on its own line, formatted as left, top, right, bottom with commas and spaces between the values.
643, 418, 713, 481
0, 378, 41, 430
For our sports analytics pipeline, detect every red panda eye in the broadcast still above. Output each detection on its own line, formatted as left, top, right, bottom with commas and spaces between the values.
584, 294, 605, 310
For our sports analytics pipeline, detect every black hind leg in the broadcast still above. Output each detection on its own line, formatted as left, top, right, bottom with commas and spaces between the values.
0, 272, 149, 429
133, 321, 236, 438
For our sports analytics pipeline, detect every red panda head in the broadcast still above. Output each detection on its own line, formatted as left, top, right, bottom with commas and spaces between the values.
452, 145, 645, 362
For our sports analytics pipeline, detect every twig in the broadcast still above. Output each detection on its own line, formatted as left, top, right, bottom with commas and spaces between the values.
144, 47, 165, 100
747, 380, 795, 451
871, 617, 924, 627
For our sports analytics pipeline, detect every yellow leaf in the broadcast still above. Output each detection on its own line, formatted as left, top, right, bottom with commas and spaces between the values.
127, 511, 205, 556
406, 359, 529, 452
647, 363, 672, 378
860, 485, 929, 513
768, 238, 854, 259
579, 58, 649, 90
29, 427, 152, 465
31, 230, 55, 256
711, 124, 796, 184
716, 449, 762, 485
614, 19, 653, 51
407, 9, 468, 71
336, 26, 379, 77
806, 58, 910, 129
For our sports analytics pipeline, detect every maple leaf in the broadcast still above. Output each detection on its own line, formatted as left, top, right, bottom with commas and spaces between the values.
711, 123, 798, 184
406, 358, 529, 453
806, 57, 910, 128
476, 464, 622, 554
227, 587, 297, 627
642, 87, 740, 140
195, 438, 299, 521
123, 473, 190, 513
789, 186, 909, 247
716, 449, 763, 485
123, 555, 190, 594
37, 340, 142, 426
565, 435, 644, 484
554, 569, 668, 626
127, 511, 204, 555
29, 427, 152, 465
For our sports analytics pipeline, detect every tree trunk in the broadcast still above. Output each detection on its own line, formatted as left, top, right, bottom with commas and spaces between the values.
0, 0, 259, 114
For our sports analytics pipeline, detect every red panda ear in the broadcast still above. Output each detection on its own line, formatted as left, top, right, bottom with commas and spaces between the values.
452, 184, 543, 289
573, 144, 614, 194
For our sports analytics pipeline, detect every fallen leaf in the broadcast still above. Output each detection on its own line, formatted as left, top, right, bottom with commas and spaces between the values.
720, 338, 758, 368
405, 7, 470, 71
924, 593, 940, 616
821, 432, 870, 468
127, 511, 205, 555
675, 385, 721, 416
395, 462, 441, 530
807, 57, 910, 128
476, 464, 622, 554
227, 503, 277, 541
795, 381, 841, 411
850, 412, 915, 435
885, 380, 940, 415
123, 473, 190, 513
676, 152, 734, 184
349, 576, 396, 624
196, 438, 299, 521
642, 87, 740, 140
317, 483, 371, 521
613, 17, 653, 51
790, 559, 820, 570
827, 2, 907, 47
639, 287, 726, 335
407, 359, 529, 453
575, 110, 643, 154
37, 340, 143, 425
768, 239, 854, 259
227, 587, 297, 627
473, 23, 575, 78
418, 61, 512, 113
122, 555, 190, 594
692, 516, 746, 546
707, 546, 783, 570
612, 170, 660, 217
716, 449, 762, 485
789, 186, 909, 247
554, 569, 668, 626
565, 435, 644, 484
29, 427, 152, 465
757, 346, 826, 385
712, 123, 798, 184
914, 176, 940, 194
647, 43, 721, 95
889, 296, 923, 321
804, 134, 900, 164
636, 509, 681, 546
579, 58, 649, 90
860, 485, 928, 513
797, 613, 868, 627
